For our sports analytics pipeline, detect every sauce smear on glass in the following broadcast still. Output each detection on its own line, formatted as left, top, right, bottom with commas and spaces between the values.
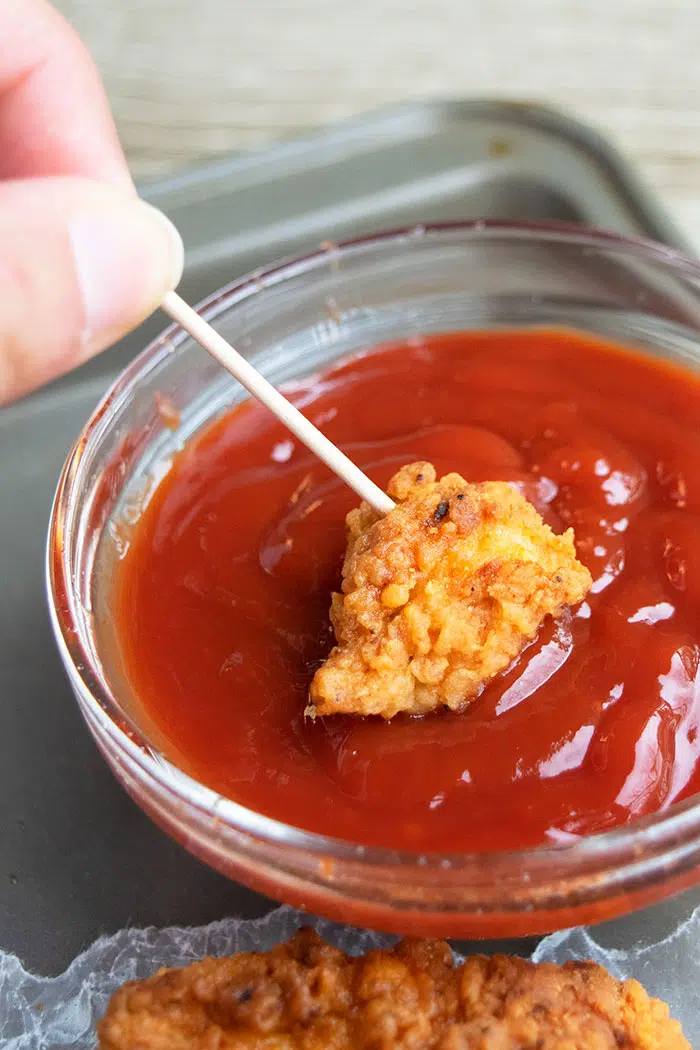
114, 329, 700, 852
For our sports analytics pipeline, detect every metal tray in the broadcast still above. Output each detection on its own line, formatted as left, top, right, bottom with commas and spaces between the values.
2, 99, 698, 977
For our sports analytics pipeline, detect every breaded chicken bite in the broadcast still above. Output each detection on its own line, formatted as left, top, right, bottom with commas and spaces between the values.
308, 461, 591, 719
98, 928, 689, 1050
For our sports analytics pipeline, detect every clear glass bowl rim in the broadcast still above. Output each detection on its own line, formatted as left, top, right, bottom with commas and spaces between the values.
46, 219, 700, 882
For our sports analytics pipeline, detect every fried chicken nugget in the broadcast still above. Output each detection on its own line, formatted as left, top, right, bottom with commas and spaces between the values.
97, 928, 688, 1050
308, 461, 592, 719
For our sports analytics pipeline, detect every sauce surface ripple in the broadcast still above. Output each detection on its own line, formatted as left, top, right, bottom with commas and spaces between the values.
114, 329, 700, 851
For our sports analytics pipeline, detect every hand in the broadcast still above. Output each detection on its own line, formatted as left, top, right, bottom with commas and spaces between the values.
0, 0, 183, 404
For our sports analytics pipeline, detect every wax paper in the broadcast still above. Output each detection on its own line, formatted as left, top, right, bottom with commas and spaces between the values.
2, 903, 698, 1048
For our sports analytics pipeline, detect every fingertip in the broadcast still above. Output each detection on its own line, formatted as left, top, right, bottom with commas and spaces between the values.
141, 204, 185, 292
0, 178, 185, 405
70, 198, 185, 354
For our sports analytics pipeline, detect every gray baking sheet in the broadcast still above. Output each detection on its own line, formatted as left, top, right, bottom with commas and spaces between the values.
1, 99, 698, 978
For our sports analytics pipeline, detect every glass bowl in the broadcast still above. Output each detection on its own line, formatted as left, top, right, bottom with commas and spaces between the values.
47, 222, 700, 938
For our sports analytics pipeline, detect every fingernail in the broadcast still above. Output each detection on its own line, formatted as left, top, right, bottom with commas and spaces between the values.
70, 200, 184, 349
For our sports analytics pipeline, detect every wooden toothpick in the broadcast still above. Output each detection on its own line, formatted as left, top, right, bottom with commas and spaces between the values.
161, 290, 395, 516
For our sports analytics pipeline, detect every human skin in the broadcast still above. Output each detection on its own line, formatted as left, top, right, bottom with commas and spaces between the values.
0, 0, 183, 405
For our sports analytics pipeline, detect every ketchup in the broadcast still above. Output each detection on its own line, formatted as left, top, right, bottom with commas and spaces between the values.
114, 329, 700, 852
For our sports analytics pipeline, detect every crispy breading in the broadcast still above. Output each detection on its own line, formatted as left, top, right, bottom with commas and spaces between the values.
308, 461, 592, 719
97, 928, 688, 1050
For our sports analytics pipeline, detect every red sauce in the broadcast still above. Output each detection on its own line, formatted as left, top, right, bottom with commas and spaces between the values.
114, 329, 700, 853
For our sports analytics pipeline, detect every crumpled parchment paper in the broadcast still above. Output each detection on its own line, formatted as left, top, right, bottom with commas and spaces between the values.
2, 903, 698, 1048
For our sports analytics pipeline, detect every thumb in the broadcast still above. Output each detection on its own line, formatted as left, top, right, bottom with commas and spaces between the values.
0, 176, 184, 405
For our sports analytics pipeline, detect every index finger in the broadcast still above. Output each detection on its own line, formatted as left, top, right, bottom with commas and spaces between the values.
0, 0, 131, 186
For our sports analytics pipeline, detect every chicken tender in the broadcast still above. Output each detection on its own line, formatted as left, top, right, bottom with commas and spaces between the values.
309, 461, 592, 719
97, 928, 688, 1050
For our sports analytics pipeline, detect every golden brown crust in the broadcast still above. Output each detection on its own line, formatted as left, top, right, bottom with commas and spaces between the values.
309, 462, 592, 719
97, 928, 688, 1050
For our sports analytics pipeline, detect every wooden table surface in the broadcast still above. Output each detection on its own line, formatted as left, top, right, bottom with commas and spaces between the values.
58, 0, 700, 248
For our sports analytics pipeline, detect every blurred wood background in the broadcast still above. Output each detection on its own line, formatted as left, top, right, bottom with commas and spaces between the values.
58, 0, 700, 244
